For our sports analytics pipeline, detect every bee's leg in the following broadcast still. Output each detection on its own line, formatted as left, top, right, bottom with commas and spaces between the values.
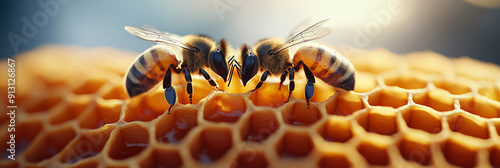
302, 62, 316, 108
183, 69, 193, 104
163, 64, 177, 114
279, 71, 288, 90
285, 67, 295, 103
199, 69, 224, 91
251, 70, 270, 92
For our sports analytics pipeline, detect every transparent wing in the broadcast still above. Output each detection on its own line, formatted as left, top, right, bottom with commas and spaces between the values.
273, 19, 331, 54
124, 26, 194, 51
142, 25, 184, 40
283, 19, 313, 41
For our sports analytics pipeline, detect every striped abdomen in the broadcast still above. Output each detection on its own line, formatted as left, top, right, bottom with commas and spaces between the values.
125, 45, 178, 97
293, 44, 355, 91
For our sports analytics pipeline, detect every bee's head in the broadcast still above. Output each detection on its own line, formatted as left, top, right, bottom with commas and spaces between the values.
239, 44, 259, 86
182, 35, 215, 72
208, 39, 230, 82
254, 37, 288, 61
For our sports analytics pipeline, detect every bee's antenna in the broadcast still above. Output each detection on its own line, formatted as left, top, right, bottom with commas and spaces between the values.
228, 56, 236, 86
227, 55, 241, 87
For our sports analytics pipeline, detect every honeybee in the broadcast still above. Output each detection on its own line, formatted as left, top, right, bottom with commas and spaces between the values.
238, 19, 356, 107
124, 26, 238, 113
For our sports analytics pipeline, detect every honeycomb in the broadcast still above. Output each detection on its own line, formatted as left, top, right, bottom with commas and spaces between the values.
1, 45, 500, 168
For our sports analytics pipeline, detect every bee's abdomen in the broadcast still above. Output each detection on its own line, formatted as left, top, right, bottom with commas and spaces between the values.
125, 45, 178, 97
293, 45, 355, 91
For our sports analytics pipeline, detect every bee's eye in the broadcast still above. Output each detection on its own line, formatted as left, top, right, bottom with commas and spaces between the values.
192, 47, 200, 53
240, 53, 259, 86
209, 49, 228, 81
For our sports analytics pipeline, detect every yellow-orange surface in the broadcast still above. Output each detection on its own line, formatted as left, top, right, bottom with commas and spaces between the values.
1, 45, 500, 167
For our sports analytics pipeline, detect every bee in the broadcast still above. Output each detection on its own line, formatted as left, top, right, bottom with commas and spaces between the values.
238, 19, 356, 107
124, 26, 239, 113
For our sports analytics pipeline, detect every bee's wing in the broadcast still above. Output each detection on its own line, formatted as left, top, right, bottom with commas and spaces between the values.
142, 25, 184, 40
273, 19, 331, 54
283, 19, 313, 41
124, 26, 194, 51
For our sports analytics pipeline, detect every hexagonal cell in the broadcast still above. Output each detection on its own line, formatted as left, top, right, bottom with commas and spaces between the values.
397, 134, 432, 165
99, 83, 128, 100
108, 123, 149, 160
204, 93, 246, 123
124, 92, 166, 122
49, 96, 92, 125
440, 137, 478, 167
348, 48, 399, 74
25, 95, 63, 113
0, 120, 44, 159
413, 89, 454, 112
0, 115, 7, 128
276, 131, 313, 158
356, 139, 390, 165
447, 114, 489, 139
368, 88, 408, 108
12, 72, 36, 104
354, 73, 377, 93
16, 121, 44, 151
318, 117, 353, 142
232, 150, 269, 168
318, 152, 352, 168
479, 87, 500, 102
72, 77, 107, 95
384, 75, 427, 90
490, 145, 500, 167
71, 159, 99, 168
356, 107, 398, 135
309, 80, 338, 103
406, 51, 451, 74
291, 79, 337, 103
401, 106, 442, 134
240, 109, 279, 142
178, 78, 214, 104
60, 125, 115, 164
459, 96, 500, 118
78, 99, 121, 129
189, 127, 233, 163
495, 121, 500, 137
88, 48, 136, 76
156, 106, 198, 143
326, 91, 364, 116
454, 57, 500, 81
433, 80, 471, 95
249, 83, 288, 107
0, 101, 8, 125
139, 148, 183, 168
31, 52, 79, 87
39, 70, 75, 88
104, 165, 128, 168
282, 101, 322, 126
24, 126, 76, 162
142, 88, 172, 113
0, 161, 18, 168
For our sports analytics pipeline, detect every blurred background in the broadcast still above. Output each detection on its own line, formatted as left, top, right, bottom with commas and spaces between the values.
1, 0, 499, 64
